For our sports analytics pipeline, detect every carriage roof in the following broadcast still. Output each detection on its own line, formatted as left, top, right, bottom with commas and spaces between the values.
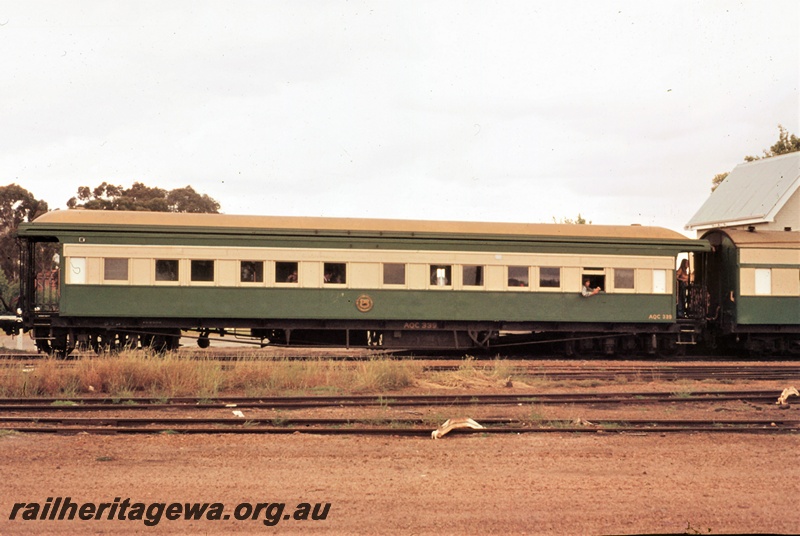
24, 209, 702, 245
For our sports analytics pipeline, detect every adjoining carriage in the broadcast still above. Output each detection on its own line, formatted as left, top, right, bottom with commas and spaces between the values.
13, 210, 712, 356
699, 228, 800, 356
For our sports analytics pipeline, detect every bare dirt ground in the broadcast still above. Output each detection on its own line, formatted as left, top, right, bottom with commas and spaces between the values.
0, 356, 798, 535
1, 431, 798, 535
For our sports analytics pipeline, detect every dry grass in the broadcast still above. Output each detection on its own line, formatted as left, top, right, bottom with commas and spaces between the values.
428, 355, 517, 389
0, 352, 421, 398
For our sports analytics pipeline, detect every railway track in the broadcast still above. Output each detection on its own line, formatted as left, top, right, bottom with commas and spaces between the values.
3, 388, 796, 435
0, 389, 790, 411
1, 416, 797, 436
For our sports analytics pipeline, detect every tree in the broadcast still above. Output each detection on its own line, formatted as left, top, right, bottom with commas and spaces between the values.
0, 184, 48, 286
553, 213, 591, 224
166, 186, 221, 213
744, 125, 800, 162
67, 182, 220, 213
0, 268, 18, 313
712, 124, 799, 191
711, 172, 729, 192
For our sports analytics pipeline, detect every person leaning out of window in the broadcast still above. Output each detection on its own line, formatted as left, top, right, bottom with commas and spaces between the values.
581, 279, 601, 297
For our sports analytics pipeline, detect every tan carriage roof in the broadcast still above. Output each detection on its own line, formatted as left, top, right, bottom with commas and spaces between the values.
32, 209, 694, 241
703, 228, 800, 249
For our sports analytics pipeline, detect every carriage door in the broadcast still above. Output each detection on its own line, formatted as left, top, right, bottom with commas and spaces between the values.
23, 239, 61, 313
685, 251, 709, 320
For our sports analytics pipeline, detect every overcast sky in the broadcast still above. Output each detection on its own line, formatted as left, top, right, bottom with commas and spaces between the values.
2, 1, 798, 234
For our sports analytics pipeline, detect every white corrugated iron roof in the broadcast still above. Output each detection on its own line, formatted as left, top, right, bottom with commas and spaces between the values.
686, 151, 800, 230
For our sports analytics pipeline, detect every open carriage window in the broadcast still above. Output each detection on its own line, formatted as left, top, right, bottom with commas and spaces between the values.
323, 263, 347, 284
240, 261, 264, 283
191, 260, 214, 282
276, 262, 298, 283
462, 265, 484, 286
430, 265, 452, 287
582, 268, 605, 292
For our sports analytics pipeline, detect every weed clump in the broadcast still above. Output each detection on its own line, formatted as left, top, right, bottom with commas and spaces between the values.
430, 355, 516, 389
0, 352, 419, 398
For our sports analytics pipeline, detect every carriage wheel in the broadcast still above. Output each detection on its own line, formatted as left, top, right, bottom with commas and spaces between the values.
657, 334, 685, 357
197, 331, 211, 349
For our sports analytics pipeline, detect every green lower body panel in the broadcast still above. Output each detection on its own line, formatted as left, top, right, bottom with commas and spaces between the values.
59, 286, 676, 324
736, 297, 800, 326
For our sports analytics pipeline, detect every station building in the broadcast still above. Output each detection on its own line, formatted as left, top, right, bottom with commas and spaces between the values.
686, 151, 799, 233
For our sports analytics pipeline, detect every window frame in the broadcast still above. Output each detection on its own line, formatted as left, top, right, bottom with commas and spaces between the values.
323, 262, 347, 285
240, 260, 264, 284
507, 265, 530, 289
613, 268, 635, 292
382, 263, 406, 287
754, 268, 772, 295
190, 259, 215, 283
103, 258, 129, 282
538, 266, 561, 290
275, 261, 299, 285
652, 269, 668, 294
429, 265, 452, 288
155, 259, 180, 283
462, 265, 485, 288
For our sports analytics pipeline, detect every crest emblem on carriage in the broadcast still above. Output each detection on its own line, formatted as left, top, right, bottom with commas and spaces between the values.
355, 295, 374, 313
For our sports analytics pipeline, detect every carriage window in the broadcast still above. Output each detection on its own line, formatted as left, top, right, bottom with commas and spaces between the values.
324, 263, 346, 284
583, 273, 605, 291
652, 270, 667, 293
539, 267, 560, 288
508, 266, 529, 287
104, 258, 129, 281
69, 257, 86, 284
430, 265, 452, 287
276, 262, 298, 283
755, 268, 771, 295
240, 261, 264, 283
463, 265, 484, 286
155, 259, 179, 281
383, 263, 406, 285
191, 260, 215, 282
614, 268, 634, 290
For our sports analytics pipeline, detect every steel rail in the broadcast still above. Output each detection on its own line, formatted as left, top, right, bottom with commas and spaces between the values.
2, 418, 797, 436
2, 416, 798, 427
0, 390, 787, 411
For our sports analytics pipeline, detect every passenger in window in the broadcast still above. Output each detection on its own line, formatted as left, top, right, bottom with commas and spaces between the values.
241, 265, 255, 282
676, 259, 690, 317
286, 271, 298, 283
581, 279, 601, 297
324, 271, 343, 284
